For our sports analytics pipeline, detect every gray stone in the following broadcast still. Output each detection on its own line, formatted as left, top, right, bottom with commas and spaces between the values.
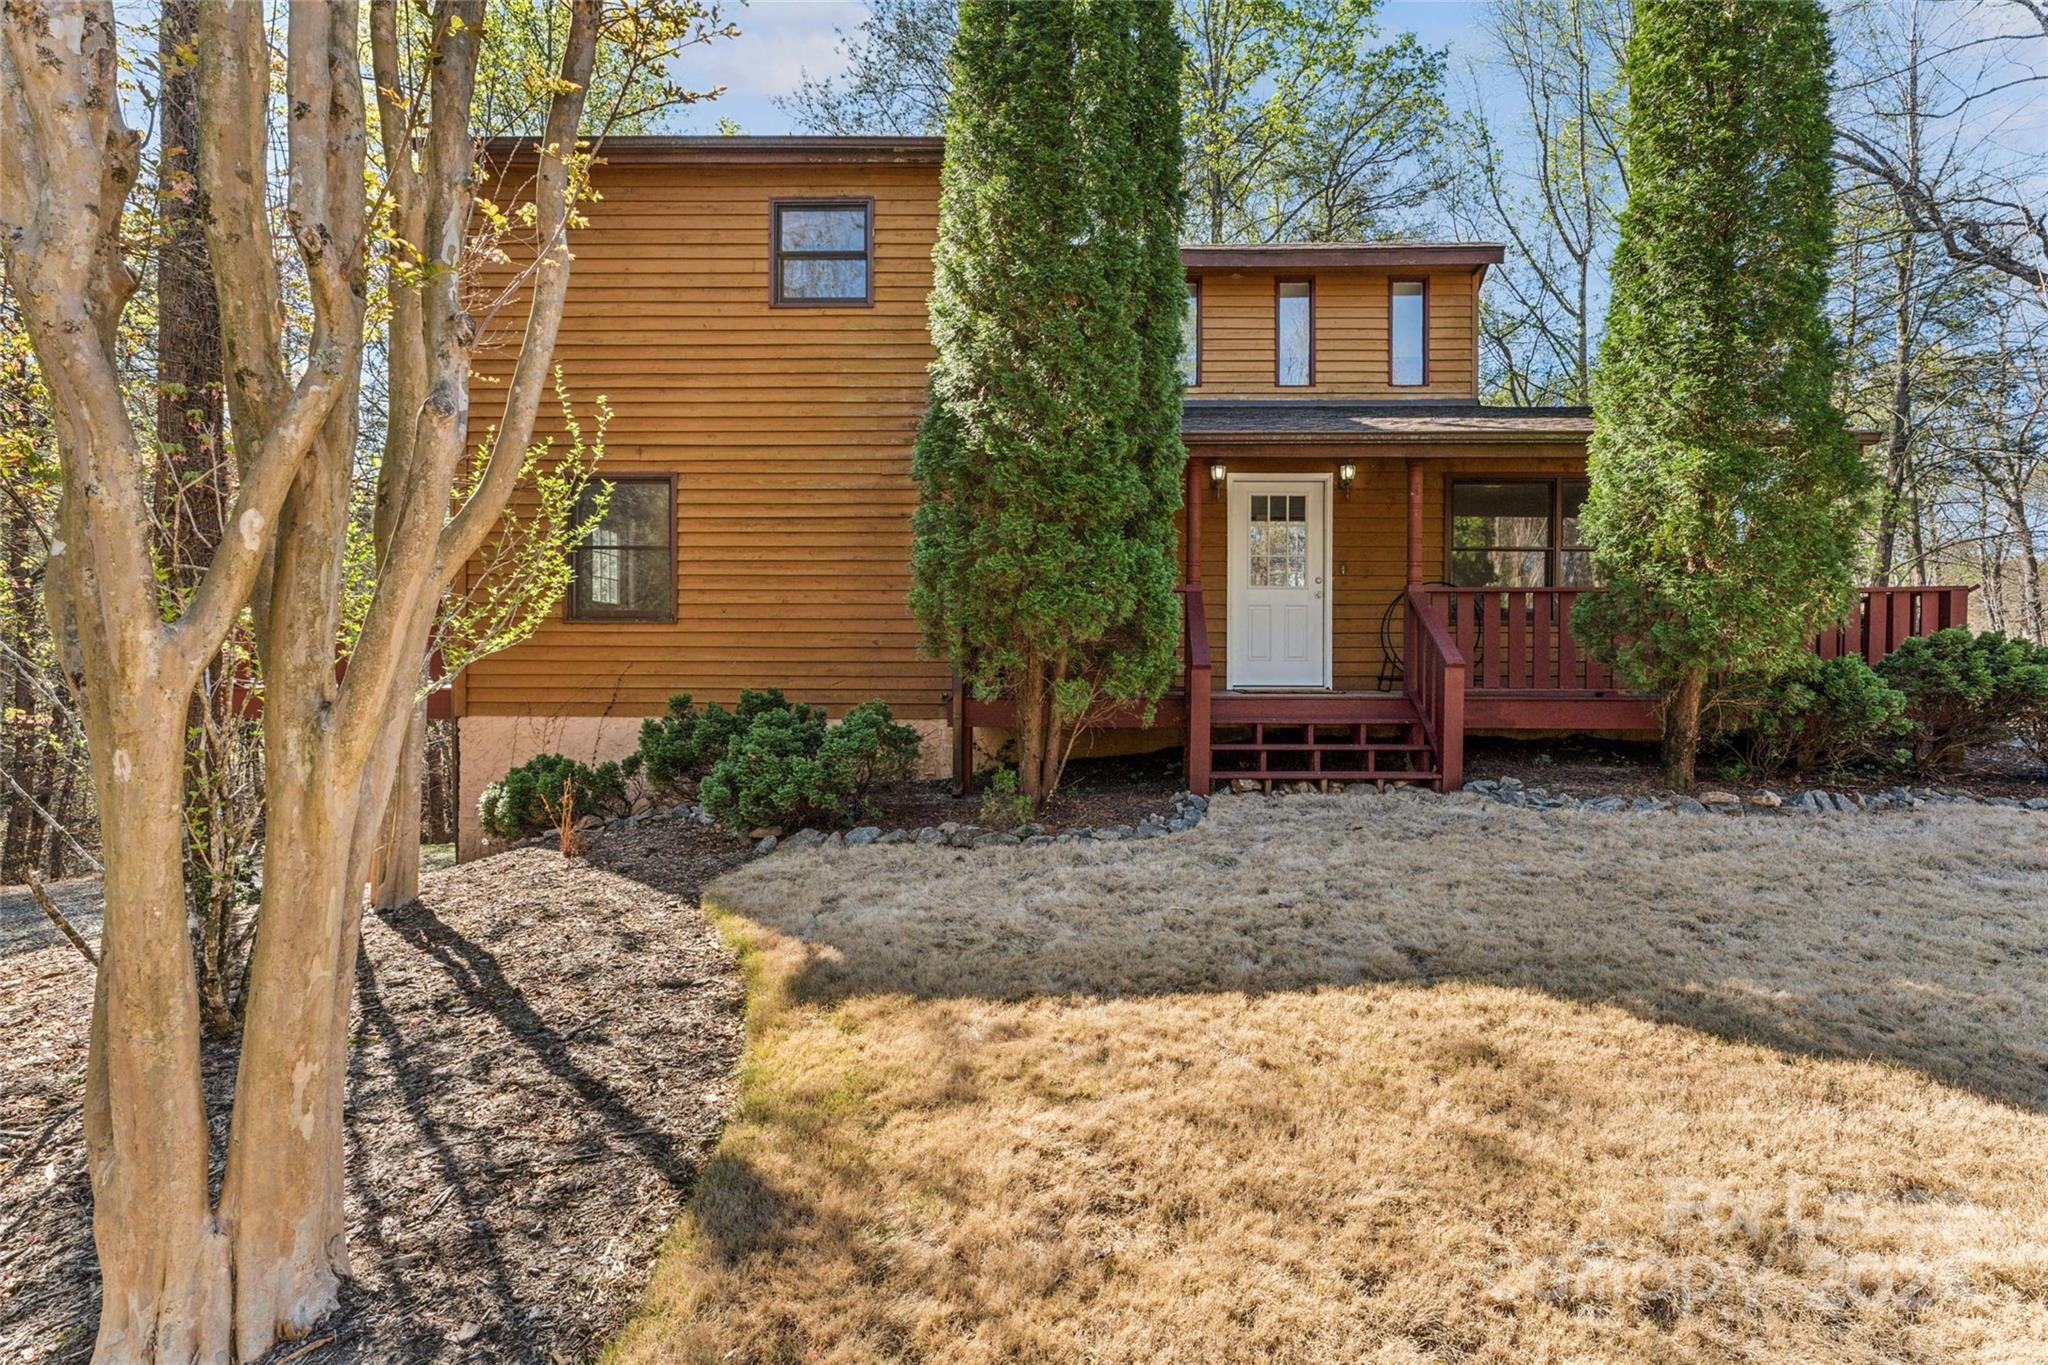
1015, 822, 1046, 837
826, 831, 846, 847
1094, 827, 1129, 841
1135, 824, 1167, 838
845, 826, 882, 846
973, 831, 1022, 848
1464, 779, 1498, 794
1672, 797, 1709, 814
1987, 796, 2024, 808
1630, 795, 1663, 812
944, 825, 985, 848
876, 829, 910, 845
1588, 795, 1628, 812
1498, 776, 1524, 790
1023, 834, 1055, 847
786, 828, 827, 849
2027, 798, 2048, 811
754, 834, 778, 853
1185, 793, 1210, 812
914, 827, 946, 846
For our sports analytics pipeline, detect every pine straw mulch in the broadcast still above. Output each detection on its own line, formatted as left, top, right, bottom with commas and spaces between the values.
0, 819, 756, 1365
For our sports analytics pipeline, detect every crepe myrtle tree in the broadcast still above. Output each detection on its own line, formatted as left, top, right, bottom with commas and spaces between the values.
1574, 0, 1871, 786
0, 0, 600, 1357
911, 0, 1187, 807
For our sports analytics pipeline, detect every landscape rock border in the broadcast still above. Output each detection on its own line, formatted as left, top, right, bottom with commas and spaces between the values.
1456, 775, 2048, 815
511, 772, 2048, 865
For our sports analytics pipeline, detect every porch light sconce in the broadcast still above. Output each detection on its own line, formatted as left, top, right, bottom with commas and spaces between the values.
1208, 462, 1227, 498
1337, 461, 1357, 497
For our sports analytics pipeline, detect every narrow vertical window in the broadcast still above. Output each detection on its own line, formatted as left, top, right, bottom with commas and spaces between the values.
1276, 280, 1313, 386
570, 477, 675, 621
1181, 280, 1201, 386
772, 200, 871, 305
1390, 279, 1426, 386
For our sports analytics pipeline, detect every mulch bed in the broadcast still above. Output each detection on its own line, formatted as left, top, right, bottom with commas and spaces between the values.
852, 749, 1188, 835
1463, 734, 2048, 801
0, 821, 755, 1365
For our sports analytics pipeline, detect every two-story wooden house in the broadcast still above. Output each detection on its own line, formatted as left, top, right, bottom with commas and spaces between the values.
456, 136, 1966, 856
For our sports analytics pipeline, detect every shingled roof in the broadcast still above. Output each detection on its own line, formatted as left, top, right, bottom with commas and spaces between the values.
1180, 401, 1594, 444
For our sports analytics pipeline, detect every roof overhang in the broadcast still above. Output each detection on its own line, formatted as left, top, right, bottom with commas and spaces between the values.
482, 134, 945, 167
1181, 243, 1506, 271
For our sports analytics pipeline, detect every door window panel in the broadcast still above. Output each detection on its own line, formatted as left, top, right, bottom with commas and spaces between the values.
1248, 493, 1309, 588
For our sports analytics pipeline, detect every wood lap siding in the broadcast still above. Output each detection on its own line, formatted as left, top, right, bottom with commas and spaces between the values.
461, 162, 950, 720
1190, 270, 1477, 399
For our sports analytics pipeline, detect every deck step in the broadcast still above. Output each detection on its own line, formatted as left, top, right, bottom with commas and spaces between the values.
1201, 699, 1442, 793
1211, 741, 1431, 754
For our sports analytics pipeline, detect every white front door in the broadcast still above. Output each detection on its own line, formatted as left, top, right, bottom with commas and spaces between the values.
1226, 476, 1330, 688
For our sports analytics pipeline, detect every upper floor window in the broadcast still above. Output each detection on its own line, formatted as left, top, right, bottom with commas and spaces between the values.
772, 200, 871, 305
570, 476, 676, 621
1276, 280, 1313, 386
1181, 281, 1201, 385
1390, 279, 1426, 386
1449, 478, 1591, 588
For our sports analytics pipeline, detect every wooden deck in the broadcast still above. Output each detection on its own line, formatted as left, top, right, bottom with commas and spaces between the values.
949, 584, 1974, 796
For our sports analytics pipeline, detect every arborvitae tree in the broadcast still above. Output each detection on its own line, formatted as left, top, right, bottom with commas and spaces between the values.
1575, 0, 1871, 784
911, 0, 1186, 807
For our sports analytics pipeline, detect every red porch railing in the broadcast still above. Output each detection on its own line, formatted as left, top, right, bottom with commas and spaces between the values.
1180, 583, 1213, 792
1402, 585, 1466, 789
1815, 586, 1974, 663
1425, 588, 1619, 694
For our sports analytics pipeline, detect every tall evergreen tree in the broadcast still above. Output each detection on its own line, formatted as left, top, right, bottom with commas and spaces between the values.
1575, 0, 1871, 784
911, 0, 1186, 806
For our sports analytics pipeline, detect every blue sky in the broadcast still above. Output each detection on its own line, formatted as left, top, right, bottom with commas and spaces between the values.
674, 0, 1489, 133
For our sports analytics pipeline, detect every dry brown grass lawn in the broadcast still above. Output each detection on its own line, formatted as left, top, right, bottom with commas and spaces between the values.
603, 792, 2048, 1364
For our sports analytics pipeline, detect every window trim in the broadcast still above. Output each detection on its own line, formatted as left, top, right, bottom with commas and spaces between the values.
769, 197, 875, 308
1274, 276, 1315, 387
1182, 277, 1203, 387
567, 472, 678, 623
1388, 276, 1429, 387
1443, 476, 1591, 588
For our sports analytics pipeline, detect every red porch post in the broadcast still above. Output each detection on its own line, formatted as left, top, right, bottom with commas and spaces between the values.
1405, 458, 1424, 584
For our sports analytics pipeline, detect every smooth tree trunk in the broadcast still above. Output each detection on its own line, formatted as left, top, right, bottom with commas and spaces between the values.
80, 679, 234, 1362
370, 700, 426, 910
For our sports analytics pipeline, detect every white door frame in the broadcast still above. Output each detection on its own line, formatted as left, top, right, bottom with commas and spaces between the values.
1224, 472, 1334, 690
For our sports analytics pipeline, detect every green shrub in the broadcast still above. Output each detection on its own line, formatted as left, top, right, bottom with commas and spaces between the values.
1728, 655, 1910, 775
478, 753, 627, 841
978, 766, 1033, 830
634, 688, 803, 791
699, 699, 921, 830
1875, 628, 2048, 771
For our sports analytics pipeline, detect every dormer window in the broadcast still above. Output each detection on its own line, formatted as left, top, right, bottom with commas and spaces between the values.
1390, 279, 1426, 386
1276, 280, 1313, 386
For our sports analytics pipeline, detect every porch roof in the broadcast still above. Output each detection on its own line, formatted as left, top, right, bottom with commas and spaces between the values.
1180, 400, 1594, 446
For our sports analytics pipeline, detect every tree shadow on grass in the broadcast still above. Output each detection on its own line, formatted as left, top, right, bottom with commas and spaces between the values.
704, 800, 2048, 1114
